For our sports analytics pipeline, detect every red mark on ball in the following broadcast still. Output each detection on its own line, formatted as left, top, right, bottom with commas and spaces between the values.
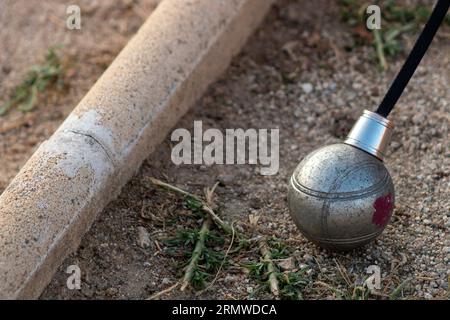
372, 193, 393, 228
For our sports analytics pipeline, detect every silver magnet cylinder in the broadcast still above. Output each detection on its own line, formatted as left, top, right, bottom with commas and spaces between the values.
344, 110, 394, 160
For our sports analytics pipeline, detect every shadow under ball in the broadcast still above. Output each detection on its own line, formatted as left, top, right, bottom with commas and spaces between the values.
288, 111, 395, 250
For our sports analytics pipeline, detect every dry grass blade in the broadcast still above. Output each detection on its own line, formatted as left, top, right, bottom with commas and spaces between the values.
334, 258, 352, 287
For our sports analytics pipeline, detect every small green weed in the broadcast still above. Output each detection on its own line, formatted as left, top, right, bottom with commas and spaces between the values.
339, 0, 449, 70
244, 238, 311, 299
0, 47, 65, 116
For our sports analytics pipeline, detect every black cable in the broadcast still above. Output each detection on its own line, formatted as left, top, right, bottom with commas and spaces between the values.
375, 0, 449, 118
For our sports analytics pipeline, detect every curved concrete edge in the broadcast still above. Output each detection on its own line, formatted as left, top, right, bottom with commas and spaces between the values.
0, 0, 274, 299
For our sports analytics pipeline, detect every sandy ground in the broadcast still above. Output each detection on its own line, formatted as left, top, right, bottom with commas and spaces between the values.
1, 0, 448, 300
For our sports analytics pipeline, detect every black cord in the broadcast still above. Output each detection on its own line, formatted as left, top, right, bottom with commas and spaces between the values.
375, 0, 449, 118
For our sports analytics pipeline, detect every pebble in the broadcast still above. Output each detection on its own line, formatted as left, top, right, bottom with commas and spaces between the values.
391, 141, 401, 150
412, 113, 426, 125
303, 254, 313, 262
301, 83, 313, 94
137, 226, 151, 248
224, 275, 237, 284
278, 257, 296, 271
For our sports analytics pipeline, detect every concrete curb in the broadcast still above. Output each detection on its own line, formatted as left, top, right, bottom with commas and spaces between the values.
0, 0, 274, 299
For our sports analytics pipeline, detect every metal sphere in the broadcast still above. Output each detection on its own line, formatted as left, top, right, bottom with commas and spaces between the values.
288, 143, 395, 251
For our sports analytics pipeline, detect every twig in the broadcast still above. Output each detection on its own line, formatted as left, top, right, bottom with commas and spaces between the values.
154, 240, 163, 252
148, 282, 180, 300
148, 177, 194, 198
258, 238, 280, 298
201, 205, 235, 236
180, 215, 213, 291
373, 29, 387, 71
147, 177, 236, 236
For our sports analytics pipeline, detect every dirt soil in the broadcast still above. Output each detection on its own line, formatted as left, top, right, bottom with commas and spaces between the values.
1, 0, 448, 300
